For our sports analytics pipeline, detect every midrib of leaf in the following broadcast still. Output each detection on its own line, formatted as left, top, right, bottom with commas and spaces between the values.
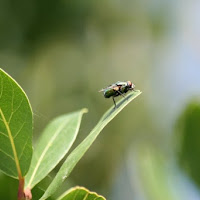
0, 108, 22, 179
27, 118, 70, 188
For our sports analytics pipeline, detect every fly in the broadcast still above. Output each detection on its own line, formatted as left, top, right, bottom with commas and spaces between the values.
99, 81, 135, 108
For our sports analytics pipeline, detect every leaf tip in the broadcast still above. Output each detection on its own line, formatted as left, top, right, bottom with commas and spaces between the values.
134, 89, 142, 93
81, 108, 88, 114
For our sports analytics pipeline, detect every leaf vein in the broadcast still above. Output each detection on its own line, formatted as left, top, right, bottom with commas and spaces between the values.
83, 193, 89, 200
73, 190, 79, 200
19, 134, 30, 160
0, 74, 3, 99
0, 160, 17, 177
0, 108, 22, 178
8, 98, 24, 124
0, 148, 15, 161
13, 121, 26, 139
8, 80, 14, 123
0, 131, 8, 138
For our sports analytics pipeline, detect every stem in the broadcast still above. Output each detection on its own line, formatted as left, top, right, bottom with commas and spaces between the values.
18, 177, 25, 200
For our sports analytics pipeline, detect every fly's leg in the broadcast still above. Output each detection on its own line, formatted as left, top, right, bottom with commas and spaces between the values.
112, 96, 117, 108
117, 91, 129, 103
117, 91, 126, 99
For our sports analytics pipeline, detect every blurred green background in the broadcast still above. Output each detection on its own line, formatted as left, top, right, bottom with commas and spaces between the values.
1, 0, 200, 199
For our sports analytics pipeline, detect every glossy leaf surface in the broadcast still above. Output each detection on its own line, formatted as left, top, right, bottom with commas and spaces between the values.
0, 68, 33, 178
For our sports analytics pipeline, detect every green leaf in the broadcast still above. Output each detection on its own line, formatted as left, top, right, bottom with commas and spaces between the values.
0, 172, 18, 199
41, 90, 141, 199
31, 175, 53, 200
57, 186, 106, 200
132, 146, 175, 200
0, 68, 33, 179
176, 101, 200, 187
25, 109, 87, 189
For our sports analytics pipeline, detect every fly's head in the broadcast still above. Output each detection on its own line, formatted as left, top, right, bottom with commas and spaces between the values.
127, 81, 135, 91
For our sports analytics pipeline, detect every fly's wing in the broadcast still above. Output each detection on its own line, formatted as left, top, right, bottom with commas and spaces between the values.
115, 81, 127, 87
99, 84, 118, 92
99, 85, 112, 92
99, 88, 104, 92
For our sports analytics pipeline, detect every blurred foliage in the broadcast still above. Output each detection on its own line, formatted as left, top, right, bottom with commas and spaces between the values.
131, 145, 175, 200
0, 0, 199, 199
0, 0, 169, 54
176, 101, 200, 187
0, 172, 18, 199
0, 0, 93, 53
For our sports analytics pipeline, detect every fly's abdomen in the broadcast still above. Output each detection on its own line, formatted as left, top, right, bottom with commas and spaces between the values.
103, 89, 116, 98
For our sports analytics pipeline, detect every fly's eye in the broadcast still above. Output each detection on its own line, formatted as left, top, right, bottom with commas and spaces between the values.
127, 81, 132, 87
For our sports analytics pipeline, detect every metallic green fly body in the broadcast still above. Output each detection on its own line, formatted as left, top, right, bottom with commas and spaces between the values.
99, 81, 135, 108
